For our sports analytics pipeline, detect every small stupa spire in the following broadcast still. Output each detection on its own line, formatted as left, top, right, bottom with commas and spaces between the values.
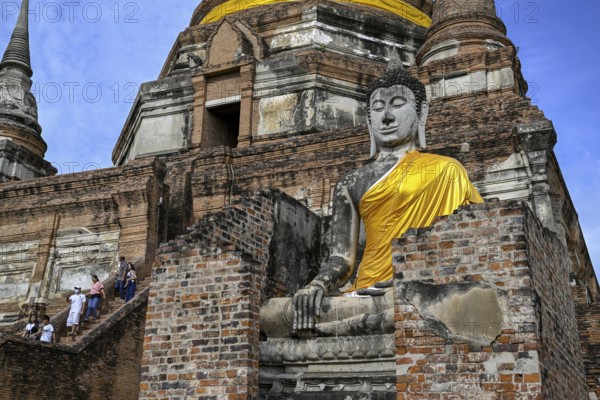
0, 0, 32, 77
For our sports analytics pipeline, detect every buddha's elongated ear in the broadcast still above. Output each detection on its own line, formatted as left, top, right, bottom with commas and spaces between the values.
418, 101, 429, 149
368, 116, 378, 158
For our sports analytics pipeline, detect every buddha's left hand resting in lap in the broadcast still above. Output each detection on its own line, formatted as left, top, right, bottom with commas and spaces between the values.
292, 65, 483, 333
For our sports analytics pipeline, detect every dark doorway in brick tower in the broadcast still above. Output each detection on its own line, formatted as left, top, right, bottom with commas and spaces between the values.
204, 102, 240, 148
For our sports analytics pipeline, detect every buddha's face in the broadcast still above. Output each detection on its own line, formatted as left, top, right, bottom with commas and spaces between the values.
369, 84, 419, 149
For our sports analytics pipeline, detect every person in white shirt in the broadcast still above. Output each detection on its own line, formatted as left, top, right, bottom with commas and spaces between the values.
66, 286, 86, 340
39, 315, 55, 343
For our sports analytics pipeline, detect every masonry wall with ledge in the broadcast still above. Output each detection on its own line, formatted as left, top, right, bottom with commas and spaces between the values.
139, 190, 320, 399
392, 200, 588, 399
576, 302, 600, 398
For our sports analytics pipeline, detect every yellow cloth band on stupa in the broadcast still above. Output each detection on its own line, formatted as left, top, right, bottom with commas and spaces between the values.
200, 0, 432, 27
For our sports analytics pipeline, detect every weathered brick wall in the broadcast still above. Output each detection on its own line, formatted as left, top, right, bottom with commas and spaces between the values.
425, 91, 544, 182
572, 286, 590, 304
190, 127, 370, 218
523, 208, 588, 398
0, 297, 147, 400
182, 189, 320, 300
178, 0, 427, 78
190, 190, 276, 265
548, 153, 599, 303
265, 192, 321, 298
140, 190, 319, 399
393, 201, 588, 399
140, 249, 263, 400
0, 158, 166, 259
164, 159, 194, 241
576, 302, 600, 397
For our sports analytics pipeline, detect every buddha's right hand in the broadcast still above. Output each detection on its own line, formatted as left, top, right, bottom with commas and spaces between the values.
292, 281, 326, 331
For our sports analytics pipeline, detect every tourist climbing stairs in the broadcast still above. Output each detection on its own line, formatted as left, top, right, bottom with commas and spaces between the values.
66, 277, 151, 344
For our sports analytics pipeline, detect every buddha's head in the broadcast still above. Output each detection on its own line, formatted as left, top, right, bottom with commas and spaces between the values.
366, 67, 429, 157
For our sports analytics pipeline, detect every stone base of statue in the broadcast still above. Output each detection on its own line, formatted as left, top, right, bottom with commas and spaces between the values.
259, 334, 396, 399
260, 290, 396, 398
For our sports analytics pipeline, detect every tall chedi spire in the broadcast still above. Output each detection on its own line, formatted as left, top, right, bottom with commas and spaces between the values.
0, 0, 56, 182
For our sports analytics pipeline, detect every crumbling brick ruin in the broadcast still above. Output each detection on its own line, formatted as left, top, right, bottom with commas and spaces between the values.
0, 0, 598, 399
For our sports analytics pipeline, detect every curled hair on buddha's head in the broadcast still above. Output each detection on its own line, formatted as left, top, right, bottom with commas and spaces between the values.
365, 66, 428, 119
365, 51, 430, 157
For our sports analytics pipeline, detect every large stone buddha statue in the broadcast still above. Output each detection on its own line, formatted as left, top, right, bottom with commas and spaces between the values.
291, 64, 484, 333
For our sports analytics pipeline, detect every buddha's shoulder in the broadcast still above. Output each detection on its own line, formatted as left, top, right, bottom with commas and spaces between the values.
360, 159, 402, 181
336, 160, 394, 195
414, 152, 466, 169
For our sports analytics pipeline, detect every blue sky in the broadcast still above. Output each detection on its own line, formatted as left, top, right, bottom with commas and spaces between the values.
497, 0, 600, 277
1, 0, 598, 275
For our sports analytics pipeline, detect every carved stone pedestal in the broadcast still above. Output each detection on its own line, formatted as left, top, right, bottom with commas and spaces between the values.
260, 335, 396, 399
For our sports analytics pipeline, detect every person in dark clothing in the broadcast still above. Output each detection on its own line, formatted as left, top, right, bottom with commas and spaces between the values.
125, 263, 137, 302
115, 255, 128, 300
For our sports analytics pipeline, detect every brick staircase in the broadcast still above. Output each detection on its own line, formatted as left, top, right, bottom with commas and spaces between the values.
0, 279, 150, 400
0, 276, 151, 344
65, 278, 151, 344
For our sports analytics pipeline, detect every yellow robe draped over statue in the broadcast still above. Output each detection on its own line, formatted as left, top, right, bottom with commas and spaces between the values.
351, 151, 484, 291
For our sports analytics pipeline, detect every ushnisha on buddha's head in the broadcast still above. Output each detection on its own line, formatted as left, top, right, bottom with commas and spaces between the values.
365, 67, 429, 157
